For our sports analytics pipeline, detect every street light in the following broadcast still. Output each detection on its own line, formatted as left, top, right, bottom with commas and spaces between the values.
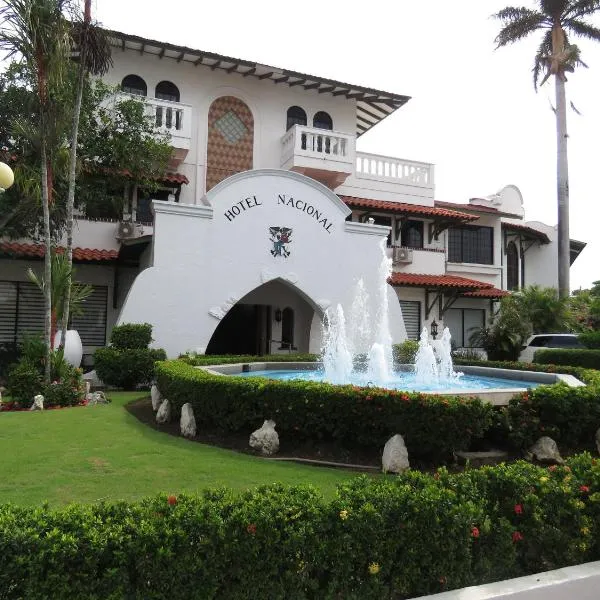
0, 162, 14, 192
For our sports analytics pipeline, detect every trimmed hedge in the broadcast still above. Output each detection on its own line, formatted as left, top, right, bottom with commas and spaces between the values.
156, 360, 493, 460
580, 331, 600, 349
95, 347, 166, 390
110, 322, 153, 350
1, 455, 599, 599
533, 348, 600, 370
179, 353, 319, 366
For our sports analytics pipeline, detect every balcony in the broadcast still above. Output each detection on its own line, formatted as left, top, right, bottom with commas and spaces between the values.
387, 245, 446, 275
280, 124, 355, 189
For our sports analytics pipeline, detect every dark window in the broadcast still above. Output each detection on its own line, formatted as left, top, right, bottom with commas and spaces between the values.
121, 74, 147, 96
313, 111, 333, 130
155, 81, 180, 102
506, 241, 519, 290
372, 215, 392, 247
448, 226, 494, 265
401, 220, 424, 249
286, 106, 307, 131
445, 308, 485, 347
529, 335, 551, 347
399, 301, 421, 340
136, 188, 173, 224
548, 335, 584, 348
281, 307, 295, 349
71, 287, 108, 347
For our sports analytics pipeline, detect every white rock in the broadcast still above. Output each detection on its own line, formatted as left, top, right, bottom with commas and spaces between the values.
527, 436, 564, 465
84, 381, 91, 400
249, 419, 279, 456
30, 394, 44, 411
180, 403, 197, 438
382, 434, 410, 473
88, 391, 109, 405
151, 384, 162, 411
595, 428, 600, 455
156, 399, 171, 424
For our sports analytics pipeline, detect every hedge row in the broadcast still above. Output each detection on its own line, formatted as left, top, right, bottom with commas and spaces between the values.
178, 353, 319, 366
2, 454, 599, 599
155, 360, 493, 460
533, 348, 600, 370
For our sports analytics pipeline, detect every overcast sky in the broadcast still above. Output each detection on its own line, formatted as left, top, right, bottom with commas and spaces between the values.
93, 0, 599, 290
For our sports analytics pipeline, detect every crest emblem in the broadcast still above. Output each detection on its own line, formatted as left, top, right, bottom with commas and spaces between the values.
269, 227, 292, 258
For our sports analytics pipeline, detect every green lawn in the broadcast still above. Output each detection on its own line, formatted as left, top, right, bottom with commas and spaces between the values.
0, 393, 357, 506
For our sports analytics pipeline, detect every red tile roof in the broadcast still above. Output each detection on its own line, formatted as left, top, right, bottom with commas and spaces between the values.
434, 200, 501, 214
502, 222, 551, 244
85, 165, 189, 185
463, 287, 510, 299
388, 272, 494, 290
0, 242, 118, 262
341, 196, 478, 221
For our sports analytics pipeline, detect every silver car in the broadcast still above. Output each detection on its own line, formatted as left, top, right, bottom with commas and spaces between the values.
519, 333, 585, 362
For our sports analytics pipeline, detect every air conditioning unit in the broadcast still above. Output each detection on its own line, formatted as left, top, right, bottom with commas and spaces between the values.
393, 247, 413, 264
116, 220, 136, 240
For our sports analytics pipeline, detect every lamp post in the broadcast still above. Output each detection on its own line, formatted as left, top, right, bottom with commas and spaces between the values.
430, 319, 438, 340
0, 162, 14, 192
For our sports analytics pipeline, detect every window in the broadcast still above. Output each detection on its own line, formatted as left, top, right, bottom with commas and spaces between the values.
400, 301, 421, 340
281, 307, 294, 350
506, 241, 519, 290
313, 111, 333, 130
372, 215, 392, 246
155, 81, 180, 102
401, 220, 424, 249
448, 226, 493, 264
121, 74, 147, 96
71, 287, 108, 346
286, 106, 307, 131
445, 308, 485, 347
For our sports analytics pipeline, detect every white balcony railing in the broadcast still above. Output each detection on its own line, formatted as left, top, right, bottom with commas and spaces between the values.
355, 152, 434, 187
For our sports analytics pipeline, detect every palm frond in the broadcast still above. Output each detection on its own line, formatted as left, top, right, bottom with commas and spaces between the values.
493, 7, 549, 47
533, 29, 554, 88
565, 17, 600, 41
72, 21, 112, 76
564, 0, 600, 20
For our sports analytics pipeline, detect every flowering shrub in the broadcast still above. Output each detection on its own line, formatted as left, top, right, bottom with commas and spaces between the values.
156, 360, 493, 460
1, 456, 598, 599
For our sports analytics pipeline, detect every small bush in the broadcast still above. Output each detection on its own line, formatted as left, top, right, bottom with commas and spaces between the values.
393, 340, 419, 364
110, 323, 153, 350
6, 359, 42, 406
533, 348, 600, 370
580, 331, 600, 349
95, 347, 166, 390
0, 342, 18, 382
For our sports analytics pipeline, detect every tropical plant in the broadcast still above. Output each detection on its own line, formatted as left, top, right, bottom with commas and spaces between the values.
494, 1, 600, 298
0, 0, 73, 381
513, 284, 570, 332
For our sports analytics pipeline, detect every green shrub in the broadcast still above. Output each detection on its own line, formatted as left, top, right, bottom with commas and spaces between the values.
95, 347, 167, 390
109, 322, 153, 350
393, 340, 419, 364
156, 360, 493, 460
0, 457, 599, 599
6, 359, 41, 406
0, 342, 18, 382
580, 331, 600, 349
178, 352, 318, 366
534, 348, 600, 370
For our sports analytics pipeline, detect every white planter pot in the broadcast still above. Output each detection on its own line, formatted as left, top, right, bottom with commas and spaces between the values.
53, 329, 83, 368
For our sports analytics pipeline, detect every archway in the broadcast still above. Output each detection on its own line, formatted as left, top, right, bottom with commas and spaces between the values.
205, 279, 320, 355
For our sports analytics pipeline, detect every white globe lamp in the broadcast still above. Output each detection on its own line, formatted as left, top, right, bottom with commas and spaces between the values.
0, 162, 14, 191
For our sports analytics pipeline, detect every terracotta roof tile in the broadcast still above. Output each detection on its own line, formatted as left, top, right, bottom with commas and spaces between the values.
463, 287, 510, 298
388, 272, 494, 290
434, 200, 501, 214
341, 196, 479, 221
502, 222, 551, 244
0, 242, 118, 262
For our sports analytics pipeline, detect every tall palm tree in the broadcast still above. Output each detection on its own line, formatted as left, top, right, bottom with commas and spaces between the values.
494, 0, 600, 299
0, 0, 72, 381
59, 0, 111, 351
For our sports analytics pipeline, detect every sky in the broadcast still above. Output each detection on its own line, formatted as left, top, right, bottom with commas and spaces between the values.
92, 0, 599, 290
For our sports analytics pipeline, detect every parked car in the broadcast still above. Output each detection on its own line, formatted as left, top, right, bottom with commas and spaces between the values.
519, 333, 585, 362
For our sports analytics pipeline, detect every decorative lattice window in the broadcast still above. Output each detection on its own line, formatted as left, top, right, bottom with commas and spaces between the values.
214, 111, 247, 144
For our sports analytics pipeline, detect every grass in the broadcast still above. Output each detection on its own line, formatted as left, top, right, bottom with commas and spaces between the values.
0, 392, 358, 507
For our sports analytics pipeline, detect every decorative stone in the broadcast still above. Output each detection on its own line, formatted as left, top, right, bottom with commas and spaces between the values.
249, 419, 279, 456
526, 436, 564, 465
88, 391, 109, 405
595, 428, 600, 455
85, 381, 91, 400
382, 434, 410, 473
30, 394, 44, 411
151, 384, 161, 411
454, 450, 509, 468
156, 399, 171, 424
180, 403, 196, 438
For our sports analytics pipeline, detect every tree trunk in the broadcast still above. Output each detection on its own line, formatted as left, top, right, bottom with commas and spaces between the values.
555, 73, 570, 299
40, 140, 52, 383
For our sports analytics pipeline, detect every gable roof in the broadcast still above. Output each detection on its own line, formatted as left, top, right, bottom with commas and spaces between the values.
107, 29, 410, 137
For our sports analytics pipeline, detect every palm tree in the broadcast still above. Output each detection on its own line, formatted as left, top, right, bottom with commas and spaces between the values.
0, 0, 72, 381
59, 0, 111, 351
494, 1, 600, 299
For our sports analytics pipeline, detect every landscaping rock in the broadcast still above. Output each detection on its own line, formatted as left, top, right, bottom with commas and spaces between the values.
454, 450, 509, 468
382, 434, 410, 474
180, 403, 196, 438
156, 399, 171, 424
596, 428, 600, 455
88, 391, 109, 405
151, 384, 161, 411
249, 419, 279, 456
30, 394, 44, 411
526, 436, 564, 465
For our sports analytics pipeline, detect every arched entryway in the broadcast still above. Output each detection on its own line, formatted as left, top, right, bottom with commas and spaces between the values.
205, 279, 320, 355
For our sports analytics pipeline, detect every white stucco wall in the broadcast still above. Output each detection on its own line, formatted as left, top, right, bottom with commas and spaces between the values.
117, 169, 407, 357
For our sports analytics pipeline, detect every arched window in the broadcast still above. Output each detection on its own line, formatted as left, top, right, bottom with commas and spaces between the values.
506, 241, 519, 291
286, 106, 307, 131
155, 81, 180, 102
121, 74, 147, 96
313, 111, 333, 130
281, 307, 295, 350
